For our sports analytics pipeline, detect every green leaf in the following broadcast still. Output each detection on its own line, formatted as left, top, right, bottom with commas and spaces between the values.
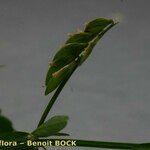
0, 131, 29, 141
53, 43, 88, 63
0, 132, 30, 150
45, 66, 68, 95
45, 43, 87, 86
84, 18, 113, 34
45, 61, 77, 95
133, 144, 150, 150
32, 116, 69, 137
0, 115, 15, 134
45, 18, 116, 95
66, 32, 95, 44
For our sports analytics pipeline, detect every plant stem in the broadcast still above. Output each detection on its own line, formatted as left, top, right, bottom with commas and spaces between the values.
37, 61, 79, 127
38, 139, 138, 149
75, 139, 136, 149
37, 22, 117, 127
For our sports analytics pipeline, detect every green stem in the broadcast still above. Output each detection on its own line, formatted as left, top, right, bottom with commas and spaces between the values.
37, 22, 117, 127
38, 139, 138, 149
75, 139, 136, 149
37, 61, 79, 127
